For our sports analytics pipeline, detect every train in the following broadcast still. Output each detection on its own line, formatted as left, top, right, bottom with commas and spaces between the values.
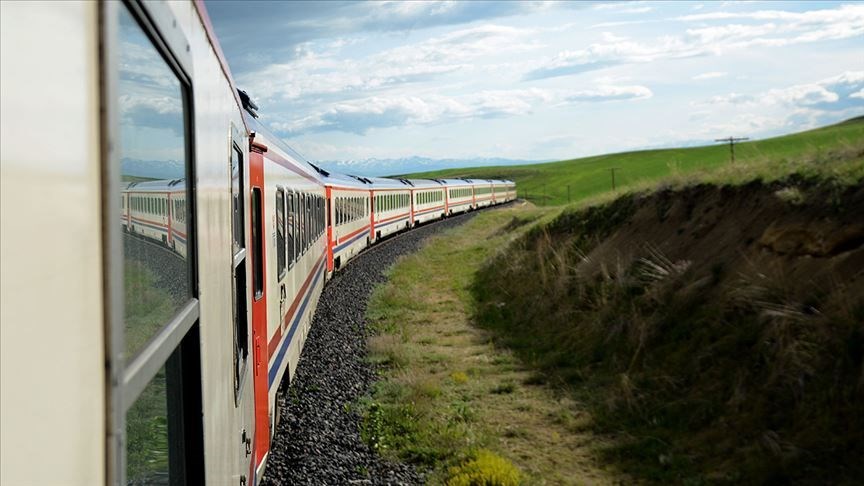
0, 1, 515, 485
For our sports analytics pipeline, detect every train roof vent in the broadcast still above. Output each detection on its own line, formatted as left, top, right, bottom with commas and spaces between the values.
347, 174, 372, 184
308, 162, 330, 177
398, 178, 414, 187
237, 89, 259, 118
168, 179, 183, 187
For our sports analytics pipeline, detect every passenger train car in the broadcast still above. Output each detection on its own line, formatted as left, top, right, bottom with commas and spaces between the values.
0, 1, 515, 485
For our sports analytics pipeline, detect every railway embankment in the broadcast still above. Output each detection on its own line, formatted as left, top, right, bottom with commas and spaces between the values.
261, 212, 478, 486
359, 204, 630, 485
473, 177, 864, 483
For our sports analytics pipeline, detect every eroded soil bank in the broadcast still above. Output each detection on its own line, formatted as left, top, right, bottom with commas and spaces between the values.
473, 179, 864, 483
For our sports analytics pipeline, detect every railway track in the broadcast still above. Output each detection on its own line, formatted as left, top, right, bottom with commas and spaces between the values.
262, 211, 480, 485
123, 231, 189, 302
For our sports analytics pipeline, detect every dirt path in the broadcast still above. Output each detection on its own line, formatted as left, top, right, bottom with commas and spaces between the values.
367, 205, 630, 485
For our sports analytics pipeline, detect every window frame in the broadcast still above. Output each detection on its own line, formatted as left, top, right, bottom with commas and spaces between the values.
102, 1, 203, 484
286, 190, 295, 267
276, 187, 286, 279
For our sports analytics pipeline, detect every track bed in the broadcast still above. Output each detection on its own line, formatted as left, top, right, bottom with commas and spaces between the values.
262, 212, 477, 485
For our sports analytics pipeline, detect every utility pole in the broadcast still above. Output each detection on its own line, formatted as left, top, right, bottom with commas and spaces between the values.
714, 136, 749, 164
567, 184, 571, 203
543, 184, 547, 206
609, 167, 621, 191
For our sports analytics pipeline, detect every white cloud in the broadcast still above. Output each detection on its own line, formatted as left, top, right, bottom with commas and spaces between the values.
563, 84, 653, 103
850, 88, 864, 100
527, 4, 864, 80
692, 71, 728, 80
622, 7, 654, 14
275, 85, 652, 135
238, 23, 539, 103
699, 71, 864, 108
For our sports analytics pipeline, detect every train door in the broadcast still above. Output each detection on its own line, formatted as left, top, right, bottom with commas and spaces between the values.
368, 190, 376, 242
325, 186, 335, 273
248, 141, 271, 473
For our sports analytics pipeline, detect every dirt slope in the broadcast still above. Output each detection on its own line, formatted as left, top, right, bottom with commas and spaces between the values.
473, 178, 864, 483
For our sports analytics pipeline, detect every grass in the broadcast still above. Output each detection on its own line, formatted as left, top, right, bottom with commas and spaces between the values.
365, 117, 864, 483
402, 116, 864, 206
470, 169, 864, 482
125, 260, 182, 360
361, 205, 629, 484
124, 260, 176, 481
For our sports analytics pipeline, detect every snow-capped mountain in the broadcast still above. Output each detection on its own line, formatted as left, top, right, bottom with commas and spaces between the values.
314, 156, 545, 177
121, 158, 186, 180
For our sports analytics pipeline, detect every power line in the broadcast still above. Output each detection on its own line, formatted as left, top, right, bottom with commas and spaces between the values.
714, 136, 749, 164
609, 167, 621, 191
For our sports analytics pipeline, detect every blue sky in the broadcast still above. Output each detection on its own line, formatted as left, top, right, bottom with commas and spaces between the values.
206, 1, 863, 164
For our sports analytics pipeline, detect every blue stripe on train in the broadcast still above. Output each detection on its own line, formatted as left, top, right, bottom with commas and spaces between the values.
268, 260, 325, 388
334, 228, 368, 253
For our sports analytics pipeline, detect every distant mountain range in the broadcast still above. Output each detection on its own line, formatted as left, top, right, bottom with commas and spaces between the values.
314, 156, 548, 177
121, 158, 185, 180
121, 156, 547, 180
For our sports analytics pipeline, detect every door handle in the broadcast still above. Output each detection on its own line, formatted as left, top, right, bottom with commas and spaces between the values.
254, 336, 261, 376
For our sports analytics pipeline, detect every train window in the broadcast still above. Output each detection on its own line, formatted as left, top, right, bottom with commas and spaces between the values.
276, 189, 286, 278
314, 196, 319, 236
306, 194, 311, 247
286, 192, 295, 265
305, 194, 311, 249
251, 188, 264, 300
231, 146, 244, 254
304, 193, 310, 249
318, 196, 323, 237
298, 193, 304, 251
114, 3, 202, 486
313, 196, 318, 237
119, 3, 192, 363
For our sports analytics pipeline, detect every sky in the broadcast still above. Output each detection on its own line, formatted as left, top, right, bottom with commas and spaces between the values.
206, 1, 864, 166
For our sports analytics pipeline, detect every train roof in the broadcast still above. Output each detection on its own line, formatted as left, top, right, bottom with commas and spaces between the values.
320, 171, 373, 189
244, 114, 323, 183
365, 176, 413, 190
124, 179, 186, 192
405, 179, 445, 190
437, 178, 473, 187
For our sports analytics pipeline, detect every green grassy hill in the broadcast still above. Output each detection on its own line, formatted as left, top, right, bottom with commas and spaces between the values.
404, 116, 864, 206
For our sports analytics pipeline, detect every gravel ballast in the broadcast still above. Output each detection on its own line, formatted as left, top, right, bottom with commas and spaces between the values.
261, 212, 477, 485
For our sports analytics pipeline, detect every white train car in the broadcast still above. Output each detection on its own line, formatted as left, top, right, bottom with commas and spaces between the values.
501, 180, 516, 202
370, 177, 413, 240
441, 178, 475, 215
409, 179, 447, 225
470, 179, 495, 208
244, 114, 328, 477
3, 1, 257, 484
492, 180, 515, 204
0, 3, 518, 486
123, 179, 189, 257
324, 172, 373, 271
